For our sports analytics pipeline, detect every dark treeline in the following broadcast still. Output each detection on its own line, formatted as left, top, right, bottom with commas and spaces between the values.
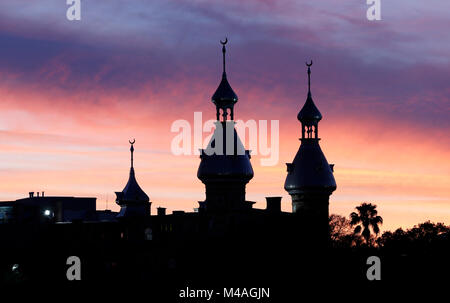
330, 203, 450, 250
329, 203, 450, 285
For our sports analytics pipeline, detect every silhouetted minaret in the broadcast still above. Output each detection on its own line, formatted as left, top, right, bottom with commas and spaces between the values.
115, 139, 151, 217
284, 61, 336, 237
197, 38, 254, 213
211, 37, 238, 121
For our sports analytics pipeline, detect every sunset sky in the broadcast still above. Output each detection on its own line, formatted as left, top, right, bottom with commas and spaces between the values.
0, 0, 449, 231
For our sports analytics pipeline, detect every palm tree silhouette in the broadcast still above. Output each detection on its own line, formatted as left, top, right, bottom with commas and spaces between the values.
350, 203, 383, 245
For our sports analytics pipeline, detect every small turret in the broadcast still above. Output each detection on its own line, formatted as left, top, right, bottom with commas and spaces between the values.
115, 139, 151, 218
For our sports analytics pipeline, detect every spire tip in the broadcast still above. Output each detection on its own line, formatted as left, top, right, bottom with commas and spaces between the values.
129, 139, 135, 168
305, 60, 313, 93
220, 37, 228, 75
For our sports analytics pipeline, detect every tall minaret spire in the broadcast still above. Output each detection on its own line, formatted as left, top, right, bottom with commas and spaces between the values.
297, 60, 322, 139
285, 60, 336, 244
129, 138, 135, 168
211, 37, 238, 121
198, 39, 254, 213
115, 139, 151, 218
221, 37, 227, 75
306, 60, 312, 95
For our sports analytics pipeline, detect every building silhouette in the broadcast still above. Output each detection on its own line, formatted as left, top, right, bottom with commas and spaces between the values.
1, 40, 449, 292
0, 193, 96, 224
0, 40, 339, 287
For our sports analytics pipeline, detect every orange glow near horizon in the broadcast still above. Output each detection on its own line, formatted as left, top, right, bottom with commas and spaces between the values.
0, 82, 449, 233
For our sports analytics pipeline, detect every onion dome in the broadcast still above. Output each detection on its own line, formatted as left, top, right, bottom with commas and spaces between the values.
211, 38, 238, 121
297, 93, 322, 125
297, 61, 322, 125
212, 73, 238, 106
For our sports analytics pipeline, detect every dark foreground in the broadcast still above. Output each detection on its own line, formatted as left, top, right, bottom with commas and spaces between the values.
1, 220, 449, 299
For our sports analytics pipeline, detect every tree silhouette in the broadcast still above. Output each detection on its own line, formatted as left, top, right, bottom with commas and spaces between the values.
377, 221, 450, 251
329, 214, 352, 242
329, 214, 363, 247
350, 203, 383, 245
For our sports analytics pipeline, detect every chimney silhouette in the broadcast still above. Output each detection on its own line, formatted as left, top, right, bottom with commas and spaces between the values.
157, 207, 166, 216
265, 197, 282, 213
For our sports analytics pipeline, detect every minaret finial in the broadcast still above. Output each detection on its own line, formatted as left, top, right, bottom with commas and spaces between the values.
129, 138, 135, 168
306, 60, 313, 95
220, 37, 228, 75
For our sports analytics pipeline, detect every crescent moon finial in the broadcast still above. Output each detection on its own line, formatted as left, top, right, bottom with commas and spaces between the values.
129, 138, 135, 145
306, 60, 313, 67
220, 37, 228, 45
